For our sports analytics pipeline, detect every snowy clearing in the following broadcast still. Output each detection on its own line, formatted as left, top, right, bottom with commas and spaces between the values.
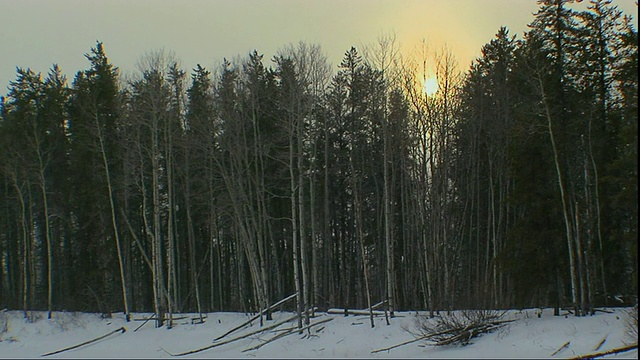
0, 307, 637, 358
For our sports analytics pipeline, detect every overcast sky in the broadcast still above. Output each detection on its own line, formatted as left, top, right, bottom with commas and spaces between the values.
0, 0, 637, 93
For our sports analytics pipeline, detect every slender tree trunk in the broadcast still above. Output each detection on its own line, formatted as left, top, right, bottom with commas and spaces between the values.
383, 116, 395, 317
152, 122, 166, 327
298, 115, 310, 326
185, 188, 203, 321
310, 163, 319, 312
165, 127, 176, 329
39, 166, 53, 319
289, 116, 303, 331
323, 113, 333, 307
246, 106, 270, 321
574, 201, 590, 316
10, 176, 29, 318
208, 159, 218, 311
587, 118, 608, 306
216, 221, 224, 310
354, 185, 374, 328
27, 183, 36, 311
33, 132, 54, 319
96, 116, 130, 322
488, 156, 498, 308
537, 72, 580, 316
139, 157, 160, 325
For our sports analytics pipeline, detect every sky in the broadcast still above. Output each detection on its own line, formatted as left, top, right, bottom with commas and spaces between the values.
0, 0, 637, 93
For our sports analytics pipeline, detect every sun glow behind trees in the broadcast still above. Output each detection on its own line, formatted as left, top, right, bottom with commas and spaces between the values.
422, 76, 439, 96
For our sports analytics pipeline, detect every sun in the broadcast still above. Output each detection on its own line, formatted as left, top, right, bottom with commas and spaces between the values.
422, 76, 438, 97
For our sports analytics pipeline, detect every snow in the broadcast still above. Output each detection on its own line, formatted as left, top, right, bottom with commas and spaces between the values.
0, 308, 637, 358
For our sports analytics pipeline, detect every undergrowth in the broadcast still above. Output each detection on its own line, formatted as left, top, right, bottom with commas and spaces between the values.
408, 309, 509, 347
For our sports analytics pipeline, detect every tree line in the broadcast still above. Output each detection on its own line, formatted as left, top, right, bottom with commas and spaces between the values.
0, 0, 636, 327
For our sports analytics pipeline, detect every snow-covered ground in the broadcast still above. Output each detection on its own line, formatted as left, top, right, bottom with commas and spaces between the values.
0, 307, 637, 358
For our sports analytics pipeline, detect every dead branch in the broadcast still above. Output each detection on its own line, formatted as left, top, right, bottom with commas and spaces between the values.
133, 316, 187, 321
593, 335, 607, 351
191, 314, 207, 324
371, 334, 428, 354
593, 308, 614, 314
167, 314, 298, 357
371, 316, 511, 354
41, 327, 126, 357
326, 300, 389, 317
326, 308, 387, 316
569, 343, 638, 359
412, 310, 513, 347
213, 292, 298, 341
371, 320, 494, 354
134, 314, 155, 332
550, 341, 571, 356
243, 317, 334, 352
370, 300, 388, 310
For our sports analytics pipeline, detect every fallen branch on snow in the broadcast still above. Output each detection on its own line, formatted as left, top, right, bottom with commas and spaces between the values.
550, 340, 570, 356
372, 311, 513, 354
133, 315, 187, 321
133, 313, 155, 332
371, 333, 428, 354
166, 314, 298, 356
372, 318, 514, 354
326, 308, 387, 316
41, 327, 126, 357
569, 343, 638, 359
432, 320, 513, 346
213, 292, 298, 341
415, 310, 513, 347
593, 308, 614, 314
593, 335, 607, 351
242, 316, 334, 352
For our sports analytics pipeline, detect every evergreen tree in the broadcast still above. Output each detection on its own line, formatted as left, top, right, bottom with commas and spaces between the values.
68, 42, 129, 318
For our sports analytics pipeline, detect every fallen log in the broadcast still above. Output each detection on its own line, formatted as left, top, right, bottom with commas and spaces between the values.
191, 314, 207, 324
370, 300, 388, 310
41, 327, 126, 357
133, 316, 187, 321
133, 314, 156, 332
593, 335, 607, 351
593, 308, 614, 314
569, 343, 638, 359
550, 341, 571, 356
269, 308, 318, 333
213, 292, 297, 341
326, 308, 387, 316
243, 317, 334, 352
167, 314, 298, 357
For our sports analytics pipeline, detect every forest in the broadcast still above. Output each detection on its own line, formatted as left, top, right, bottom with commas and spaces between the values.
0, 0, 637, 328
